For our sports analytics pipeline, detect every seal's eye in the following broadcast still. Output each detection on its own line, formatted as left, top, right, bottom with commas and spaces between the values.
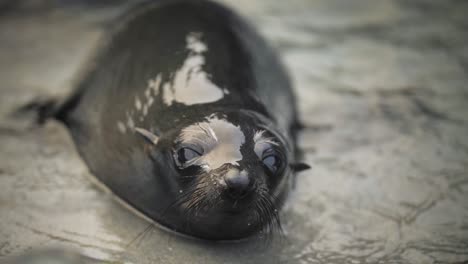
262, 149, 282, 174
177, 147, 202, 164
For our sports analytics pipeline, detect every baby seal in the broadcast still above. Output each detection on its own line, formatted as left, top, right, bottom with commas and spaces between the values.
41, 0, 309, 240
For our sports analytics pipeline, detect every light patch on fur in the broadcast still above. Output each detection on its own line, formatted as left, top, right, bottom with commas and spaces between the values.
186, 32, 207, 53
119, 74, 161, 132
162, 32, 226, 106
126, 112, 135, 129
178, 116, 245, 169
117, 121, 127, 134
142, 104, 148, 117
148, 74, 161, 94
135, 96, 142, 111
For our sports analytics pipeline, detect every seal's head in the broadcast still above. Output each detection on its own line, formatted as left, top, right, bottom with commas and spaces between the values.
135, 110, 308, 240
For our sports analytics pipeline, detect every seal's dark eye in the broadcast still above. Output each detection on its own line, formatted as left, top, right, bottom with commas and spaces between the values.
177, 147, 202, 164
262, 153, 282, 173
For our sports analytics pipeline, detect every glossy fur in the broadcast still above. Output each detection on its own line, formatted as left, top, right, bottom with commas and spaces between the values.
53, 0, 307, 240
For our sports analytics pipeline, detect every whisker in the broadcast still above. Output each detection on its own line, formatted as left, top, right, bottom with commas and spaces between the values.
251, 187, 285, 245
160, 181, 208, 218
126, 222, 154, 248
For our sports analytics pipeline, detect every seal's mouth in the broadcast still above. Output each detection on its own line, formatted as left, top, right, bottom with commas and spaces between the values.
222, 203, 251, 215
185, 196, 283, 240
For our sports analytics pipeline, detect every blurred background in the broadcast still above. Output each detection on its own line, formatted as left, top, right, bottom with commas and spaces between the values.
1, 0, 467, 263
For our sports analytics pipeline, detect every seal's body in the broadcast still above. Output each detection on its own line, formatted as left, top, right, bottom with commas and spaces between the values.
54, 0, 308, 240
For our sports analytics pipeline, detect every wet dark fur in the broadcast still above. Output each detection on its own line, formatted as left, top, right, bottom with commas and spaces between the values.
22, 0, 309, 241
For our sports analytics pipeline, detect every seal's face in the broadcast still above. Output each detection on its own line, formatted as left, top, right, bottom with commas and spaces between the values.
172, 114, 289, 239
137, 112, 293, 240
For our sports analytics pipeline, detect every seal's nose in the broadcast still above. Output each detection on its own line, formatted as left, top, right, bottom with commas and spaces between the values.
224, 168, 250, 199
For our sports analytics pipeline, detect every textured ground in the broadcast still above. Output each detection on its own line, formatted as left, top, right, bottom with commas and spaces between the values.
1, 0, 468, 263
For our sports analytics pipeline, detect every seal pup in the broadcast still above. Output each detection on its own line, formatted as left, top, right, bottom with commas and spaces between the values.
33, 0, 310, 240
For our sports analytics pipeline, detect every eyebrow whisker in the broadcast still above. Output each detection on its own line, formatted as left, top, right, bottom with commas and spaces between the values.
198, 123, 218, 142
254, 130, 279, 146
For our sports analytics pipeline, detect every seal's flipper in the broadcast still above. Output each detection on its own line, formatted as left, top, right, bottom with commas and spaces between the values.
291, 162, 311, 172
14, 88, 84, 127
14, 97, 61, 125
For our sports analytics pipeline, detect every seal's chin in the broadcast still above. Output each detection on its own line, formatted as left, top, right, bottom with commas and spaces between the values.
177, 193, 281, 240
185, 207, 263, 240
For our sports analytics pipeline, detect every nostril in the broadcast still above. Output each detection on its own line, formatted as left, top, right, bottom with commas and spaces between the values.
224, 169, 250, 199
